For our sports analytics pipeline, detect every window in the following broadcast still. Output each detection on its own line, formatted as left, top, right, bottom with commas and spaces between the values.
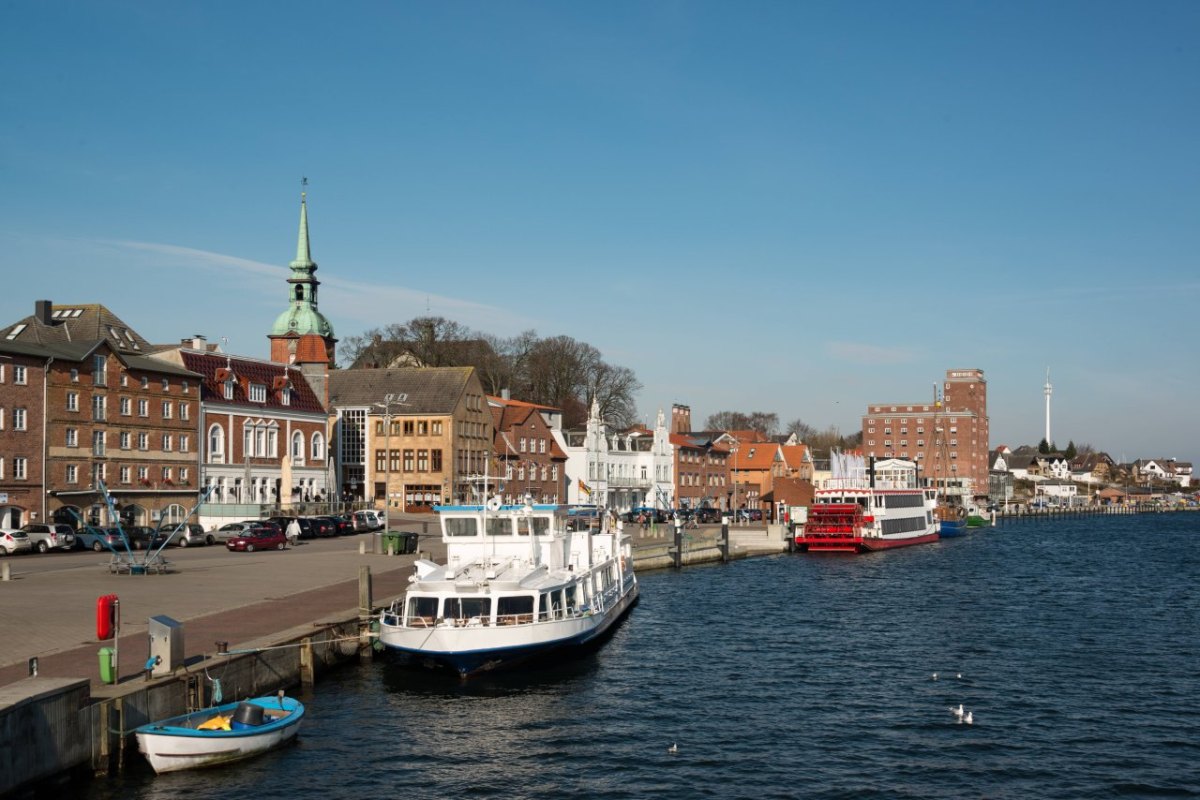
389, 449, 400, 472
417, 420, 428, 436
92, 396, 106, 421
249, 384, 266, 402
161, 378, 170, 391
432, 421, 442, 435
280, 389, 290, 406
14, 457, 27, 479
431, 449, 442, 471
291, 431, 304, 462
375, 450, 386, 472
180, 467, 189, 483
66, 428, 78, 447
162, 434, 172, 451
93, 355, 107, 386
120, 466, 131, 484
519, 437, 527, 452
138, 399, 148, 417
182, 380, 189, 393
120, 397, 131, 416
403, 449, 414, 472
162, 401, 172, 419
539, 439, 546, 454
70, 368, 79, 382
162, 467, 172, 482
92, 431, 106, 456
180, 435, 189, 453
138, 467, 148, 481
403, 421, 414, 436
141, 376, 149, 389
120, 373, 128, 387
208, 425, 225, 461
179, 402, 189, 421
267, 427, 277, 458
311, 432, 324, 461
223, 381, 234, 400
120, 432, 130, 449
417, 450, 429, 472
66, 465, 77, 484
14, 408, 27, 430
66, 392, 79, 412
138, 433, 148, 450
14, 366, 27, 385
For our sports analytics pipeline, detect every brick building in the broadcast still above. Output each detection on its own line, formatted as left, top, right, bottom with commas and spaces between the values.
489, 395, 567, 504
0, 302, 201, 529
860, 368, 990, 498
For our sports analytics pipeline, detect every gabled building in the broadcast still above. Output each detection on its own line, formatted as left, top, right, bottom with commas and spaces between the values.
149, 339, 331, 527
671, 432, 729, 510
0, 301, 200, 529
329, 366, 491, 511
489, 394, 567, 504
561, 402, 674, 513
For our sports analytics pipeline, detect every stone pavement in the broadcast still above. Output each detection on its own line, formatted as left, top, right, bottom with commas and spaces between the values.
0, 528, 445, 691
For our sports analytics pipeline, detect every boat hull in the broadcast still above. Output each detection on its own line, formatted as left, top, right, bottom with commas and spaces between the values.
134, 696, 304, 774
381, 583, 639, 678
796, 531, 939, 553
938, 519, 967, 537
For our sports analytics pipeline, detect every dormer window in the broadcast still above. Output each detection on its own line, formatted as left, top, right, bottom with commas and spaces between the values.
249, 384, 267, 403
281, 389, 291, 406
223, 381, 234, 400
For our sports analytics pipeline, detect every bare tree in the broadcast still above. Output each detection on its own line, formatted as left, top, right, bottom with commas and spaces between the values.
703, 411, 779, 438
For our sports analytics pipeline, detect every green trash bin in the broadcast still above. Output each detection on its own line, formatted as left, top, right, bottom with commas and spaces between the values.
98, 647, 116, 684
381, 531, 401, 555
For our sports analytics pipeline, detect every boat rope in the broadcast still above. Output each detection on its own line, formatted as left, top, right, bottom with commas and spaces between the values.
215, 634, 372, 657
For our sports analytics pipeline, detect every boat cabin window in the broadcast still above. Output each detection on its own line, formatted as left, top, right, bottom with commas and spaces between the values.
444, 518, 479, 537
497, 595, 534, 624
515, 516, 551, 536
407, 596, 439, 621
485, 517, 511, 537
540, 590, 563, 621
564, 584, 578, 613
444, 597, 492, 620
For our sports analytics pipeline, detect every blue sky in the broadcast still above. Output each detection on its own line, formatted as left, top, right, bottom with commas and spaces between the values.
2, 1, 1197, 465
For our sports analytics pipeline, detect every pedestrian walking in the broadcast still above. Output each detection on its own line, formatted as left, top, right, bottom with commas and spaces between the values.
286, 518, 301, 546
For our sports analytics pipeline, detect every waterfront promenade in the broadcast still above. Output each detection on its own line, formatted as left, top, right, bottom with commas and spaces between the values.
0, 519, 783, 691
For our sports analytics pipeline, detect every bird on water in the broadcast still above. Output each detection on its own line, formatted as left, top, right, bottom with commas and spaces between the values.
963, 711, 974, 725
668, 743, 678, 754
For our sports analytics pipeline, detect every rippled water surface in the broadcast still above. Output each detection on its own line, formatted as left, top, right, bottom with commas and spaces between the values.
85, 514, 1199, 799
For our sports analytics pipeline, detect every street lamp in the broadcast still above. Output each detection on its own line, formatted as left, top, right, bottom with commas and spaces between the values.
374, 392, 409, 529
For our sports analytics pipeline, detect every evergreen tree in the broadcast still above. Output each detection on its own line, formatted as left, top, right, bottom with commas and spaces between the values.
1038, 438, 1050, 454
1065, 440, 1077, 460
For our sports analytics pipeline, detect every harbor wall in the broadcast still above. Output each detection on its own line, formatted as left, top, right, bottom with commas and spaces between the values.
0, 615, 366, 797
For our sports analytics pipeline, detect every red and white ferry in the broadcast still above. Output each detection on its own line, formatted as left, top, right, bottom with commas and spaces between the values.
795, 453, 938, 553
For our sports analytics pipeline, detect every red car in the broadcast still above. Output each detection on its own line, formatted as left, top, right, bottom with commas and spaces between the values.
225, 528, 288, 552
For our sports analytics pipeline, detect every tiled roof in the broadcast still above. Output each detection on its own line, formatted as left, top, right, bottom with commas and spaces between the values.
179, 350, 325, 414
734, 444, 779, 469
328, 367, 476, 414
780, 444, 810, 468
0, 332, 196, 377
0, 303, 154, 353
486, 395, 560, 413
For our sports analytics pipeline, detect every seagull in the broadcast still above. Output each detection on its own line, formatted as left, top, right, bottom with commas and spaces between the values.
963, 711, 974, 725
956, 673, 963, 679
950, 704, 964, 720
668, 743, 678, 754
931, 672, 938, 681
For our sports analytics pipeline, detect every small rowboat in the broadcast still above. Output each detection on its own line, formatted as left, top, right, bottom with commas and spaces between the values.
134, 693, 304, 774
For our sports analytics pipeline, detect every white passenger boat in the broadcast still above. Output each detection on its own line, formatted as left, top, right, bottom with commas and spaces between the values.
134, 694, 304, 774
378, 502, 639, 678
795, 453, 938, 553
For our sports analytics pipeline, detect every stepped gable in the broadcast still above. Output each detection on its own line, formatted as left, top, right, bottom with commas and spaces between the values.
180, 350, 325, 413
328, 366, 474, 414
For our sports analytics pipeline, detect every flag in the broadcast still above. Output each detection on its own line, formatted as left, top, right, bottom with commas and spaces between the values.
578, 479, 592, 497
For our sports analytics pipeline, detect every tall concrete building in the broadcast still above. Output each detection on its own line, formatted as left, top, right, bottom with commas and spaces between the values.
860, 368, 990, 499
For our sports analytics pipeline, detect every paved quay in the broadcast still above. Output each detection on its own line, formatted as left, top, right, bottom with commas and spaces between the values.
0, 523, 446, 691
0, 520, 781, 692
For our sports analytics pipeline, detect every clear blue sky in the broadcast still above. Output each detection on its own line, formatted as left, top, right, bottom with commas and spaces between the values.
2, 1, 1197, 465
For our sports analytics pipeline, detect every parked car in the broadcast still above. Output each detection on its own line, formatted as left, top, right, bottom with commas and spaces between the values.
75, 526, 126, 552
352, 510, 384, 532
127, 525, 169, 550
215, 521, 257, 541
306, 517, 337, 538
225, 528, 288, 552
323, 515, 355, 536
19, 523, 77, 553
0, 528, 32, 556
158, 522, 214, 547
265, 516, 317, 541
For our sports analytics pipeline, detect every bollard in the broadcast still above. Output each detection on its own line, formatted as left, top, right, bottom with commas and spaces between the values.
2, 561, 9, 581
358, 540, 365, 555
720, 521, 730, 563
672, 525, 682, 570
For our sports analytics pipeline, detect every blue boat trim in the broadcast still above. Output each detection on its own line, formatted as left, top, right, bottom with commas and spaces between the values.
134, 696, 305, 739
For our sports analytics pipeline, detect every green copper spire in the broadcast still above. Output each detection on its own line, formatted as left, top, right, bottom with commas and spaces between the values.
270, 183, 335, 339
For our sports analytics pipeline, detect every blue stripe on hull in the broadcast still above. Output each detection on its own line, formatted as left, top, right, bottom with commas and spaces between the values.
384, 591, 639, 678
938, 520, 967, 537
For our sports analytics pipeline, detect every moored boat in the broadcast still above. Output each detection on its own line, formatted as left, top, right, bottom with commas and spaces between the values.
134, 694, 304, 774
378, 501, 638, 678
795, 453, 938, 553
936, 503, 968, 537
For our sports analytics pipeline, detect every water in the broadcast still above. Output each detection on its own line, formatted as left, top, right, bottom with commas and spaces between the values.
83, 514, 1199, 799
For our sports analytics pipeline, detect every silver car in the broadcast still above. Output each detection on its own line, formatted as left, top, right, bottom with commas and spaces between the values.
0, 528, 32, 556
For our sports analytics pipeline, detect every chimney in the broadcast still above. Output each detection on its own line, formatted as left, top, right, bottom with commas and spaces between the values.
34, 300, 52, 325
501, 388, 511, 401
192, 334, 207, 350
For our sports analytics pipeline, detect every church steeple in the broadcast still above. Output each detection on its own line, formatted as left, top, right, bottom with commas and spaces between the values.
270, 182, 337, 372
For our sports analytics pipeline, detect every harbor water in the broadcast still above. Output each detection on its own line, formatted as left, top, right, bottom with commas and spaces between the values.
83, 514, 1197, 799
